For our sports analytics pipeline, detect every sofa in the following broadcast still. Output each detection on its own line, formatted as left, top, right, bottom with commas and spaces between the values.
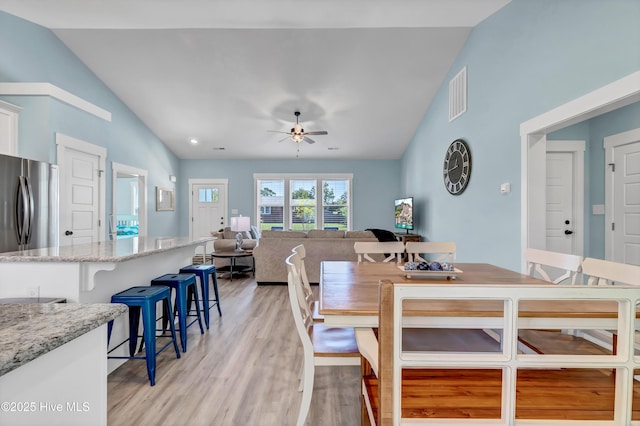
210, 226, 258, 252
253, 229, 378, 284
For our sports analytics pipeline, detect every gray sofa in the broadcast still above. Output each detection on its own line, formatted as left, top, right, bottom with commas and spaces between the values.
253, 229, 378, 284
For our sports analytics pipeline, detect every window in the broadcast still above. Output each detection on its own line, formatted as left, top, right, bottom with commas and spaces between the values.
322, 180, 349, 230
198, 187, 219, 203
255, 174, 352, 231
257, 179, 285, 230
291, 179, 316, 231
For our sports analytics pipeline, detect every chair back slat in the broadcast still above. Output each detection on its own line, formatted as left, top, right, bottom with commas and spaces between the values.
582, 257, 640, 286
286, 252, 313, 335
292, 244, 315, 314
524, 248, 583, 284
354, 241, 405, 264
405, 241, 456, 264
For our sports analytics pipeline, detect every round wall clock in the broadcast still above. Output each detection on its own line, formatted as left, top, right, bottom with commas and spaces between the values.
443, 139, 471, 195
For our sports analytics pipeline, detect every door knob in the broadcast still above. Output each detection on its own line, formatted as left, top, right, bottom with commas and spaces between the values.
564, 230, 573, 235
65, 230, 73, 236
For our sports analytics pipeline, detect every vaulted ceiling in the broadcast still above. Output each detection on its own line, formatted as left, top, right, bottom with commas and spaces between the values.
1, 0, 511, 159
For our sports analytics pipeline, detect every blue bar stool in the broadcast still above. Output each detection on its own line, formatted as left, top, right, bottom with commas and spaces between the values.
151, 273, 204, 352
107, 286, 181, 386
179, 264, 222, 329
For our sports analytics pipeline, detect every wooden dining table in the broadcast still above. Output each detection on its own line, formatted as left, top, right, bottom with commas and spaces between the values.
319, 261, 630, 330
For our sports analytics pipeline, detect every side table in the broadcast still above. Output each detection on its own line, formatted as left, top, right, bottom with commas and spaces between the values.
211, 251, 255, 281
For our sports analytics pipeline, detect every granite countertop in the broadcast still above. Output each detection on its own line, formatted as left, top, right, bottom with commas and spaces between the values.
0, 236, 214, 263
0, 303, 127, 376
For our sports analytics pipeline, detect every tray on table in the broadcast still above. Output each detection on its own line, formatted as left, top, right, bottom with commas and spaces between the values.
398, 265, 462, 280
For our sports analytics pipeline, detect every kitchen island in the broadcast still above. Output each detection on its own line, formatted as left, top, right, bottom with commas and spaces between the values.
0, 302, 127, 426
0, 236, 212, 371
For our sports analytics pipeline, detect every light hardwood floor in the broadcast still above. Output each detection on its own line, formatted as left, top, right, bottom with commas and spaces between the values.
107, 275, 360, 426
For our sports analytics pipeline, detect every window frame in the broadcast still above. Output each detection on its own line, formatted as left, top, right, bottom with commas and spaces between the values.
254, 173, 353, 231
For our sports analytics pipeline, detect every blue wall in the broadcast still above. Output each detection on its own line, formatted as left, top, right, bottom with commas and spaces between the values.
0, 11, 183, 237
3, 1, 638, 254
1, 11, 401, 238
401, 0, 640, 270
178, 159, 401, 236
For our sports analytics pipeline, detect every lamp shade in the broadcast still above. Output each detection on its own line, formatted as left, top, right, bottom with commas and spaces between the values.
230, 216, 251, 232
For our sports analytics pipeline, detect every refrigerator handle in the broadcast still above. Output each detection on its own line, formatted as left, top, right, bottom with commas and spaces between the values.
24, 176, 35, 245
15, 176, 29, 245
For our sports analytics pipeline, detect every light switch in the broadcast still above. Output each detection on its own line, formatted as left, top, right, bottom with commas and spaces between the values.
592, 204, 605, 215
500, 183, 511, 194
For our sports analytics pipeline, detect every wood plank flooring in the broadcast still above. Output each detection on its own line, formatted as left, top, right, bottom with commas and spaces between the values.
107, 276, 360, 426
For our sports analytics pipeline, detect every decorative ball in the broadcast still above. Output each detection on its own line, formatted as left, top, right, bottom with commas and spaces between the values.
404, 261, 418, 270
428, 261, 443, 271
417, 262, 429, 270
441, 262, 453, 271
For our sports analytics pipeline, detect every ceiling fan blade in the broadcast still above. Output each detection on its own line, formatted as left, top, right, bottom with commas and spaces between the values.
304, 131, 328, 136
267, 130, 291, 134
277, 136, 291, 143
303, 137, 316, 144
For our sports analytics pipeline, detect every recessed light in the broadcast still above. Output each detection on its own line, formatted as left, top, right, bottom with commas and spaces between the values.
212, 147, 226, 151
190, 138, 198, 144
328, 147, 339, 150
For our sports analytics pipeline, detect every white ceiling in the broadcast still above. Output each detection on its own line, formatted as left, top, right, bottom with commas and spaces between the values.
1, 0, 510, 160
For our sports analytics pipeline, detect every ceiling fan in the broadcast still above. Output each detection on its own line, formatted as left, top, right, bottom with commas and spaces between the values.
268, 111, 328, 144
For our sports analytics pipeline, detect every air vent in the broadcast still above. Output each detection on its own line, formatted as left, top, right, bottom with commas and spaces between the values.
449, 66, 467, 122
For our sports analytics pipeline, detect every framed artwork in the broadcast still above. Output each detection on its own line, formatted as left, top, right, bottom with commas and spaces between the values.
156, 187, 174, 211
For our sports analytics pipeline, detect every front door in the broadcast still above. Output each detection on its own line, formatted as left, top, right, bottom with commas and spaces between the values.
606, 129, 640, 265
190, 180, 228, 240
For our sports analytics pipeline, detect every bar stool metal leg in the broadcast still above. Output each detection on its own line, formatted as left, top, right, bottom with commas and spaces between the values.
108, 285, 181, 386
151, 273, 204, 352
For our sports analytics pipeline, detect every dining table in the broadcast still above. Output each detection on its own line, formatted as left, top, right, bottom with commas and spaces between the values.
318, 261, 631, 331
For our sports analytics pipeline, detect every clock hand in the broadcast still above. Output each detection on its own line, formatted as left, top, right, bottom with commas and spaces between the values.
448, 159, 459, 172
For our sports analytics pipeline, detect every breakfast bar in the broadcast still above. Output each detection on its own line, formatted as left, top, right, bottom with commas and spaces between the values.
0, 236, 213, 372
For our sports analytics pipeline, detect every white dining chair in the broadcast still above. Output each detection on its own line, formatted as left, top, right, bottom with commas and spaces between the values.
291, 244, 323, 321
582, 257, 640, 286
285, 252, 360, 426
353, 241, 405, 263
524, 248, 583, 284
405, 241, 456, 264
580, 258, 640, 354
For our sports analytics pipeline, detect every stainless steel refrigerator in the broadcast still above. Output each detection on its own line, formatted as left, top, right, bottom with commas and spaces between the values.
0, 153, 59, 253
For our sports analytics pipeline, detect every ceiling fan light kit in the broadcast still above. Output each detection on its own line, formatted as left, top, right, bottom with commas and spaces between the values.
269, 111, 328, 145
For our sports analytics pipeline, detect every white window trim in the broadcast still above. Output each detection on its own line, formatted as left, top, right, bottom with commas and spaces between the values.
254, 173, 353, 231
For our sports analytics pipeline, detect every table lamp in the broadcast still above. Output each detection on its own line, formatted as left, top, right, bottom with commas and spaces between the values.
230, 216, 251, 252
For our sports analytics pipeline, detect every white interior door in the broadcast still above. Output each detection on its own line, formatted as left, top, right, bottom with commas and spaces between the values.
545, 141, 585, 258
190, 179, 228, 240
546, 152, 574, 254
606, 129, 640, 265
56, 134, 106, 246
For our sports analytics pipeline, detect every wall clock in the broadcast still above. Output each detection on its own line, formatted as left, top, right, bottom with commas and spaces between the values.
443, 139, 471, 195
